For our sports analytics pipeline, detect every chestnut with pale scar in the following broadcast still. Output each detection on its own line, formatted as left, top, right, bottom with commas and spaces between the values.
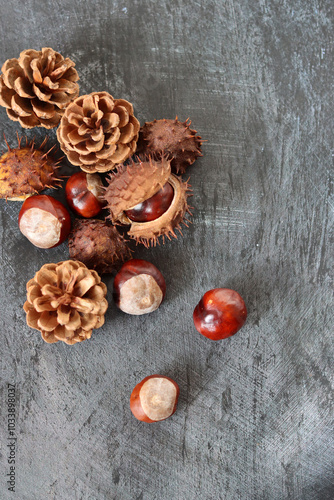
130, 375, 180, 422
113, 259, 166, 315
18, 194, 71, 248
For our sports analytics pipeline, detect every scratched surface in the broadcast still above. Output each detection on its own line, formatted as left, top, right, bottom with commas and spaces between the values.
0, 1, 333, 499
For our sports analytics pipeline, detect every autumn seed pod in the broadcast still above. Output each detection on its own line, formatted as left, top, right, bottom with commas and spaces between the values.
0, 135, 63, 201
137, 117, 203, 174
69, 219, 132, 274
104, 157, 192, 247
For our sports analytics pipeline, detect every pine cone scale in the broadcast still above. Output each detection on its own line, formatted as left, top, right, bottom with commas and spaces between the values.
0, 77, 14, 107
105, 128, 121, 146
25, 307, 40, 329
11, 94, 32, 116
27, 284, 41, 303
2, 63, 22, 87
57, 305, 71, 325
80, 313, 99, 331
14, 76, 34, 98
86, 137, 104, 153
72, 274, 97, 297
38, 311, 58, 332
31, 100, 55, 119
65, 310, 81, 330
104, 112, 120, 128
36, 269, 57, 288
33, 295, 55, 312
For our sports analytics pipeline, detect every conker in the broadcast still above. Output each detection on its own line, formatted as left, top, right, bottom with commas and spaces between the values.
113, 259, 166, 315
130, 375, 180, 423
124, 182, 174, 222
193, 288, 247, 340
65, 171, 104, 218
18, 195, 71, 249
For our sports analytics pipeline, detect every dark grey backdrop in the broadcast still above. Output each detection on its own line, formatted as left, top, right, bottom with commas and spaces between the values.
0, 1, 333, 499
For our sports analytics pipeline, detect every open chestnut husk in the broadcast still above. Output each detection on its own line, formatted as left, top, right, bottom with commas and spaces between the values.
103, 157, 192, 247
130, 375, 179, 422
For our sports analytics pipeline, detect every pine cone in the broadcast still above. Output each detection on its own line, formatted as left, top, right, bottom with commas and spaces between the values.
69, 219, 132, 274
0, 47, 79, 129
23, 260, 108, 345
137, 118, 202, 174
57, 92, 140, 173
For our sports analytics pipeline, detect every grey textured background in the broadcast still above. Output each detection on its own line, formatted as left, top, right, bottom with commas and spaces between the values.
0, 1, 333, 499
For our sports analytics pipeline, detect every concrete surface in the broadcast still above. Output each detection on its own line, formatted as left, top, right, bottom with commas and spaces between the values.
0, 1, 333, 499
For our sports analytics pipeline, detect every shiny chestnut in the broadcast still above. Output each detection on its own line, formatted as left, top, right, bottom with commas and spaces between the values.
124, 182, 174, 222
65, 171, 104, 218
113, 259, 166, 315
193, 288, 247, 340
18, 195, 71, 249
130, 375, 180, 423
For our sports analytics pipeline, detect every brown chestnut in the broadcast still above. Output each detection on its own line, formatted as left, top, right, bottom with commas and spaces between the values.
193, 288, 247, 340
65, 171, 104, 218
18, 195, 71, 249
130, 375, 179, 423
113, 259, 166, 315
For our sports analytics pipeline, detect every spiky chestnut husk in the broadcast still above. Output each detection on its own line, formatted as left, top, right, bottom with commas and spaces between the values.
104, 156, 171, 221
137, 117, 203, 174
103, 157, 192, 247
0, 135, 62, 200
68, 219, 132, 274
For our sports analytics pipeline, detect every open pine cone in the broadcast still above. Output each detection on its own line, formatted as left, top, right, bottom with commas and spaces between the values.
23, 260, 108, 345
0, 47, 79, 129
57, 92, 140, 173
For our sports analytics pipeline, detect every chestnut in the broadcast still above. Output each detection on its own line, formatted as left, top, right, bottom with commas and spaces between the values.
113, 259, 166, 315
124, 182, 174, 222
65, 171, 104, 218
130, 375, 179, 423
193, 288, 247, 340
18, 195, 71, 249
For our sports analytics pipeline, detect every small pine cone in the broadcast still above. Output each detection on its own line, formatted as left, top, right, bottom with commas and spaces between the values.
0, 47, 79, 129
68, 219, 132, 274
23, 260, 108, 345
57, 92, 140, 173
138, 118, 203, 174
